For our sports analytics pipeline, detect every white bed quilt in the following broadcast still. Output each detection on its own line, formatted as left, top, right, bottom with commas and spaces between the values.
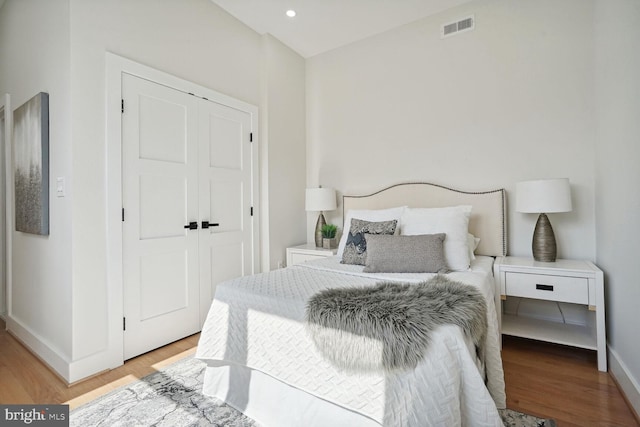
196, 256, 506, 426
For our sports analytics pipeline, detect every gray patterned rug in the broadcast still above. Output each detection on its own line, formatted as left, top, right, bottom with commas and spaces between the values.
70, 356, 556, 427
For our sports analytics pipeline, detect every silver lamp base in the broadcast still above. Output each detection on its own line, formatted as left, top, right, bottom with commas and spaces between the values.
532, 213, 557, 262
315, 212, 326, 247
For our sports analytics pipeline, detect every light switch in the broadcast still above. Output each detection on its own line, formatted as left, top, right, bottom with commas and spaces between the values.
56, 177, 65, 197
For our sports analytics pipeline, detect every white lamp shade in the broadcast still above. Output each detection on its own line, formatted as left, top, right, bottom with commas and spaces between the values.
516, 178, 572, 213
305, 187, 337, 212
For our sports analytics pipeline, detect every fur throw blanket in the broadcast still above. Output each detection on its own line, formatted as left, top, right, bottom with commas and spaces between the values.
305, 275, 487, 373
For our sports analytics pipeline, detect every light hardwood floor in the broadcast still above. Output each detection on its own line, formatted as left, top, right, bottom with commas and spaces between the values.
0, 319, 199, 409
0, 319, 638, 426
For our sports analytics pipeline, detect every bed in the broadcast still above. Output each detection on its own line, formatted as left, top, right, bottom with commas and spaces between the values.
196, 183, 507, 427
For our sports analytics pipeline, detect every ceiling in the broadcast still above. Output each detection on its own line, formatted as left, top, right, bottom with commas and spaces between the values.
210, 0, 475, 58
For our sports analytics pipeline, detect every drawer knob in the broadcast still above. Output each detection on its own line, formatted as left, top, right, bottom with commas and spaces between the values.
536, 284, 554, 291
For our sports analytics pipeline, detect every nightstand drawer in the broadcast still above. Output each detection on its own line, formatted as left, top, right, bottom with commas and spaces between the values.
290, 253, 326, 265
287, 244, 337, 267
505, 272, 588, 304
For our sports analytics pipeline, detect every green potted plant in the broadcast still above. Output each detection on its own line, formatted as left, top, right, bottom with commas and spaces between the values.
321, 224, 338, 249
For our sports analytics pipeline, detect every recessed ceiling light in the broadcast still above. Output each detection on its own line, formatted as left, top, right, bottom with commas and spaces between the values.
286, 10, 296, 18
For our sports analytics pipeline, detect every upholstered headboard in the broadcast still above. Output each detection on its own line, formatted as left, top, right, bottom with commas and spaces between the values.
342, 183, 507, 257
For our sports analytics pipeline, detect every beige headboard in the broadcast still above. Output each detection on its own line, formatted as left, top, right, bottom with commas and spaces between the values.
342, 183, 507, 257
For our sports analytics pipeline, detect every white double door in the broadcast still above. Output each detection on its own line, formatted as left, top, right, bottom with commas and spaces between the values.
122, 73, 254, 359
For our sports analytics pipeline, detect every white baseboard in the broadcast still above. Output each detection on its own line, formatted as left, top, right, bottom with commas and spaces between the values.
7, 315, 71, 381
67, 348, 123, 385
608, 347, 640, 420
6, 315, 123, 384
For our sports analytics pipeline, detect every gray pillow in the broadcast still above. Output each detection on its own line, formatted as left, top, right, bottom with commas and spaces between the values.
341, 218, 398, 265
363, 233, 449, 273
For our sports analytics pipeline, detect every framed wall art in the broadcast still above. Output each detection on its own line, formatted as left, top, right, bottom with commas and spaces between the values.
13, 92, 49, 235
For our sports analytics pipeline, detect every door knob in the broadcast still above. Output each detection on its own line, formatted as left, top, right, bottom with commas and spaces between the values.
184, 221, 198, 230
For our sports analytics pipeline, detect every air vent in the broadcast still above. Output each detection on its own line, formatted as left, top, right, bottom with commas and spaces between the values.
441, 15, 475, 38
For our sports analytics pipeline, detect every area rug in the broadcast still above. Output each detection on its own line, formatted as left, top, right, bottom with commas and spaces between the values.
70, 356, 556, 427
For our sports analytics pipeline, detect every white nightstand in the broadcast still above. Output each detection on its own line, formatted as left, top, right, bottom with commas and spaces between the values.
286, 243, 337, 266
493, 256, 607, 371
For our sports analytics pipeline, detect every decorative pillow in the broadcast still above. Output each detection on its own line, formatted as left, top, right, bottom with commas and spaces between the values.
363, 234, 448, 273
337, 206, 406, 258
341, 219, 398, 265
400, 206, 472, 271
467, 233, 481, 261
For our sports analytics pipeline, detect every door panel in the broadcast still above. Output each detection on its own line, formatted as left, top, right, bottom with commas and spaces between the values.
138, 96, 188, 164
122, 72, 255, 357
122, 73, 199, 360
139, 173, 186, 239
198, 101, 253, 325
210, 179, 243, 233
210, 242, 244, 287
208, 114, 242, 169
139, 250, 188, 320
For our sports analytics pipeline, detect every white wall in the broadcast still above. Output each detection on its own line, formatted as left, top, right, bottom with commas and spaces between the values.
0, 0, 74, 375
261, 35, 307, 270
595, 0, 640, 415
306, 0, 597, 261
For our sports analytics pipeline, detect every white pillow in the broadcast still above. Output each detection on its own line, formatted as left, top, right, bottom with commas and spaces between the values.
467, 233, 481, 261
400, 206, 472, 271
337, 206, 406, 257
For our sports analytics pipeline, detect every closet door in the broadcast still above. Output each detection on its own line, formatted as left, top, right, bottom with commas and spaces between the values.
121, 72, 256, 358
122, 73, 200, 359
197, 100, 254, 325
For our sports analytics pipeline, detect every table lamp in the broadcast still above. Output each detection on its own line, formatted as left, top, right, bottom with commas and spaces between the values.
305, 187, 337, 247
516, 178, 572, 262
